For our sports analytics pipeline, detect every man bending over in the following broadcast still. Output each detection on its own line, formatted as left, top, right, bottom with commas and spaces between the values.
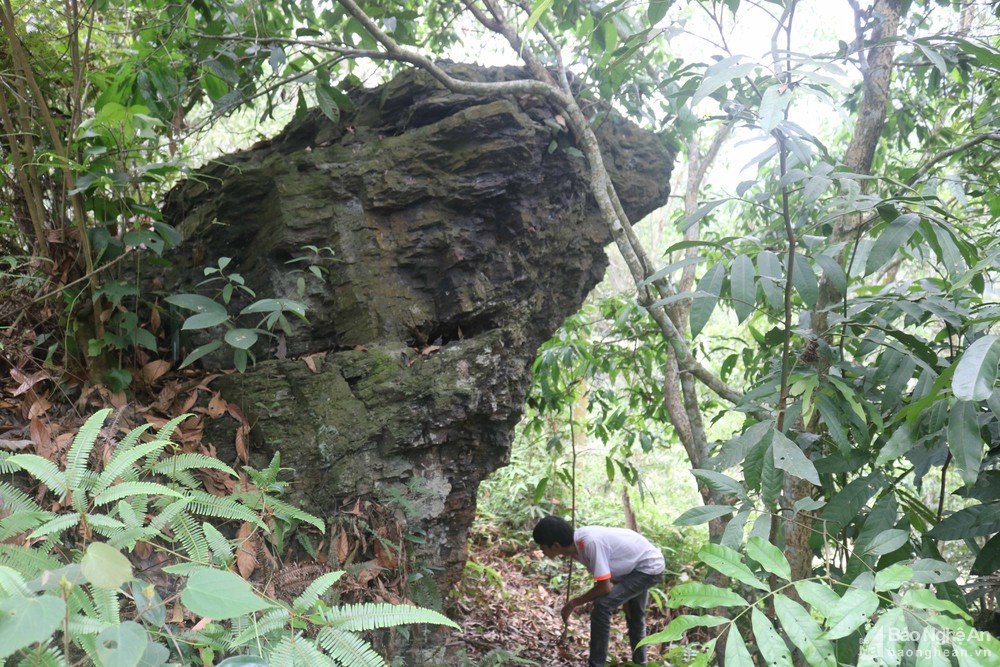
533, 515, 665, 667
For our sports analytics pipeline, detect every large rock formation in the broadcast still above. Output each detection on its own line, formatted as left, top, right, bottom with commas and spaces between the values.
162, 64, 672, 602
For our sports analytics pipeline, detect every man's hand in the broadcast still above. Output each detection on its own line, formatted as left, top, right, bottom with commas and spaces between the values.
560, 600, 577, 624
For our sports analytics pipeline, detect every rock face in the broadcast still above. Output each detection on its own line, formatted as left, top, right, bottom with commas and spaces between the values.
162, 64, 672, 601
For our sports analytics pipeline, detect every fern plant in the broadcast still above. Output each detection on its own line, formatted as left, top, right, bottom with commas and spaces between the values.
0, 410, 460, 666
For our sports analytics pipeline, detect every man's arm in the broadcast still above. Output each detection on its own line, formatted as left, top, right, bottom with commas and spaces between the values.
561, 579, 612, 623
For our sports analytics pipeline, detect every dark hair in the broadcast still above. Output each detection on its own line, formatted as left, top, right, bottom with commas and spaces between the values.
533, 515, 574, 547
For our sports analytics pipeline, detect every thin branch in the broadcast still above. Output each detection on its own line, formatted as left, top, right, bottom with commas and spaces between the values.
905, 130, 1000, 187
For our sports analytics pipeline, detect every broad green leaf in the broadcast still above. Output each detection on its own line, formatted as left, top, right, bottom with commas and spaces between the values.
903, 589, 971, 622
81, 542, 134, 590
216, 658, 270, 667
757, 250, 785, 310
915, 628, 951, 667
971, 533, 1000, 576
759, 84, 792, 132
0, 595, 65, 659
638, 614, 727, 645
179, 340, 223, 369
746, 536, 791, 581
240, 298, 307, 318
524, 0, 554, 36
824, 588, 880, 639
953, 336, 1000, 401
794, 581, 841, 617
137, 641, 170, 667
667, 582, 748, 609
771, 430, 820, 485
730, 254, 756, 323
647, 0, 671, 25
692, 56, 758, 106
910, 559, 959, 584
96, 621, 148, 667
316, 82, 341, 123
760, 442, 783, 506
876, 421, 917, 466
866, 213, 919, 275
817, 474, 885, 539
674, 504, 734, 526
698, 543, 768, 591
724, 626, 755, 667
165, 294, 227, 314
181, 568, 277, 620
225, 328, 259, 350
948, 399, 983, 486
857, 608, 906, 667
691, 469, 748, 501
863, 529, 909, 556
774, 594, 837, 667
752, 607, 794, 667
182, 310, 230, 330
677, 199, 727, 232
691, 261, 725, 337
791, 253, 818, 307
815, 253, 847, 297
927, 505, 1000, 541
874, 564, 913, 591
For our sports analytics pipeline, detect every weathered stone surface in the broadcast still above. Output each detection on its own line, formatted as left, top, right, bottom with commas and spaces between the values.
162, 64, 673, 603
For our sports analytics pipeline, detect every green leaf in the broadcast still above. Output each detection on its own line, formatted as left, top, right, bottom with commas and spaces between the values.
524, 0, 554, 36
771, 430, 819, 485
225, 328, 259, 350
674, 504, 735, 526
948, 399, 983, 486
794, 581, 841, 617
698, 543, 768, 591
678, 199, 727, 233
181, 568, 277, 620
971, 533, 1000, 576
240, 298, 307, 318
875, 564, 914, 591
0, 595, 65, 659
730, 254, 756, 323
165, 294, 227, 314
857, 608, 906, 667
759, 84, 792, 132
752, 607, 794, 667
824, 588, 880, 639
910, 558, 959, 584
692, 56, 758, 106
791, 253, 818, 307
863, 529, 909, 556
179, 341, 223, 369
182, 310, 230, 330
691, 261, 725, 337
691, 469, 748, 501
724, 626, 755, 667
902, 589, 972, 622
96, 621, 148, 667
667, 582, 748, 609
316, 82, 341, 123
757, 250, 785, 310
746, 536, 791, 581
216, 658, 270, 667
876, 421, 917, 466
638, 614, 727, 645
647, 0, 671, 25
774, 594, 837, 667
81, 542, 134, 590
866, 213, 919, 275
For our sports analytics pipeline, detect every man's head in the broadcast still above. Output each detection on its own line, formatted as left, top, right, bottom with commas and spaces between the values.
533, 515, 575, 558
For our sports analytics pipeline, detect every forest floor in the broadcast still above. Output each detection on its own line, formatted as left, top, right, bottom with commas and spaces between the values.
446, 526, 691, 666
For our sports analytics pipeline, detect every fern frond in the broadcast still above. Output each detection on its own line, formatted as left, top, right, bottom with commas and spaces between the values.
29, 512, 80, 541
148, 497, 191, 534
315, 627, 388, 667
293, 571, 344, 613
67, 611, 112, 635
226, 608, 291, 650
0, 452, 17, 474
0, 511, 52, 541
184, 490, 267, 529
292, 635, 331, 667
171, 512, 210, 563
112, 422, 154, 452
202, 522, 234, 563
92, 482, 184, 507
0, 545, 60, 577
239, 492, 325, 532
148, 453, 238, 480
0, 564, 31, 596
96, 440, 170, 494
152, 413, 193, 448
0, 480, 42, 513
88, 583, 121, 624
322, 603, 459, 632
268, 634, 300, 667
15, 641, 65, 667
65, 409, 112, 492
6, 454, 67, 497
